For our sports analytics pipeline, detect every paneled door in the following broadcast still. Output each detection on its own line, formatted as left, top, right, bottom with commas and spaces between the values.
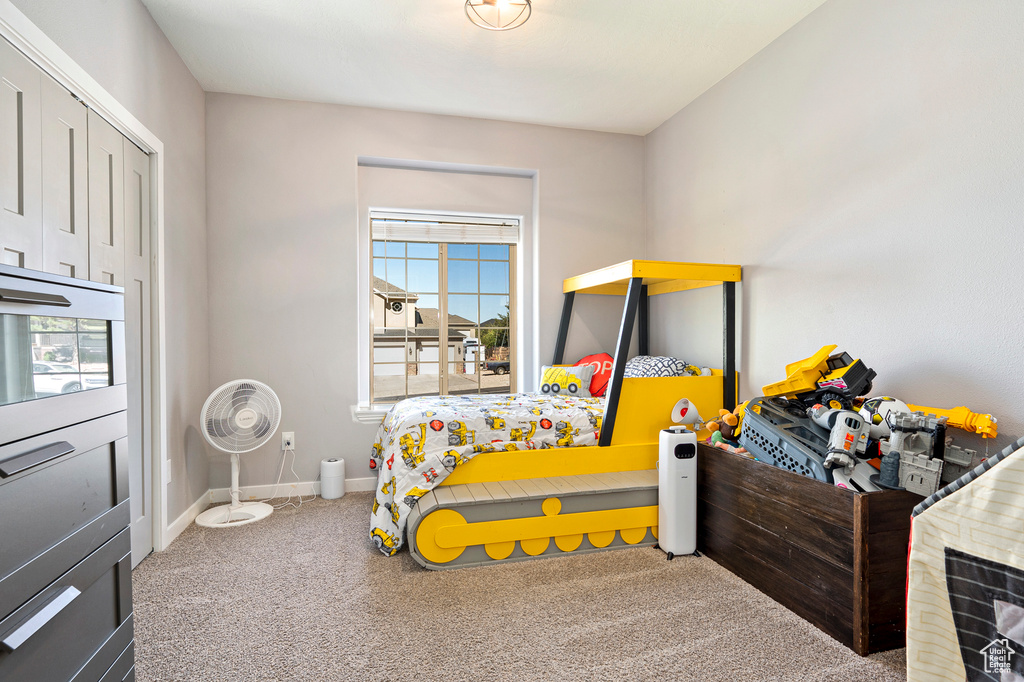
0, 38, 42, 270
124, 139, 152, 567
87, 109, 124, 286
41, 75, 89, 278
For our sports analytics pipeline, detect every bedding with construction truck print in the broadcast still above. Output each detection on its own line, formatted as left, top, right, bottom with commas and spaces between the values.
369, 393, 604, 556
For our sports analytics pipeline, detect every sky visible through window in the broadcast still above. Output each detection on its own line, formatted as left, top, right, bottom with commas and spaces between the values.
373, 242, 510, 324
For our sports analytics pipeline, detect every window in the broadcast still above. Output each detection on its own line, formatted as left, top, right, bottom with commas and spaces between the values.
370, 214, 517, 405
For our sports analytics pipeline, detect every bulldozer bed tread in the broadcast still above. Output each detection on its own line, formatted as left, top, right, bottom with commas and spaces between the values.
407, 470, 658, 570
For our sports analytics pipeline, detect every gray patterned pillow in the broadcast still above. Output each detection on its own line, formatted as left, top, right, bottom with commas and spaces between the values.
624, 355, 699, 378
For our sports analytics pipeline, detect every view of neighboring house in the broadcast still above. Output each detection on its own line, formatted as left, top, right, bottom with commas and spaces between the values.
372, 277, 476, 376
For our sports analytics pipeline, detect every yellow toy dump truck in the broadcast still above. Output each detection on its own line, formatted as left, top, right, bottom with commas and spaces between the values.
763, 344, 876, 410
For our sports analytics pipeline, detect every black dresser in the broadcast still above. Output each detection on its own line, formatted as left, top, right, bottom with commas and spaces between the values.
0, 266, 134, 682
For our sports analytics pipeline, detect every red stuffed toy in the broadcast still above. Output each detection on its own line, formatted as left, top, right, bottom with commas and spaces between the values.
575, 353, 614, 397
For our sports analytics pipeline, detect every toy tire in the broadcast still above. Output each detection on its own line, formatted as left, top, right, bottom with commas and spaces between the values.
819, 392, 850, 410
551, 384, 560, 394
568, 384, 578, 394
540, 383, 550, 394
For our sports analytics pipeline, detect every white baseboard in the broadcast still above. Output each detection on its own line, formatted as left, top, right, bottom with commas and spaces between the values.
346, 476, 376, 492
165, 492, 213, 546
159, 477, 378, 549
209, 477, 377, 503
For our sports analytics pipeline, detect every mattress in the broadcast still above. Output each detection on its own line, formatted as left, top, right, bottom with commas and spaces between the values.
369, 393, 604, 556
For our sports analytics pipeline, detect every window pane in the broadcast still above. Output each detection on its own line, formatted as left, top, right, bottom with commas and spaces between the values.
414, 294, 438, 310
407, 242, 438, 259
481, 364, 511, 395
382, 259, 406, 290
407, 259, 438, 294
480, 326, 510, 352
480, 244, 509, 261
372, 362, 406, 404
448, 244, 477, 259
77, 318, 106, 333
78, 333, 109, 369
448, 294, 478, 324
370, 234, 514, 400
480, 295, 509, 326
30, 316, 76, 333
447, 260, 478, 294
449, 363, 480, 395
407, 363, 440, 399
373, 338, 408, 364
480, 261, 509, 294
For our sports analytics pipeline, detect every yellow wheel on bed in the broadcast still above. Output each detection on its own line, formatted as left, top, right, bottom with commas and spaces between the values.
651, 525, 659, 540
619, 527, 647, 545
416, 509, 468, 565
485, 541, 515, 560
588, 530, 615, 548
555, 534, 583, 552
520, 537, 550, 555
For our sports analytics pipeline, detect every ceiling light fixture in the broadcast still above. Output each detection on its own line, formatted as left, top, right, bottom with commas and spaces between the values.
465, 0, 532, 31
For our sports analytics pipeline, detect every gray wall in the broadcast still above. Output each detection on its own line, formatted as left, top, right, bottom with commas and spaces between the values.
11, 0, 211, 519
205, 93, 645, 486
645, 0, 1024, 452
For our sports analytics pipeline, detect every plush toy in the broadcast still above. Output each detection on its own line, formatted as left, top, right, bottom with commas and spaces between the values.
706, 406, 747, 453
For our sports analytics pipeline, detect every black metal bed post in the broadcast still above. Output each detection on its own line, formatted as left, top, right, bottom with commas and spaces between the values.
552, 291, 575, 365
599, 277, 643, 447
638, 285, 649, 356
723, 281, 737, 410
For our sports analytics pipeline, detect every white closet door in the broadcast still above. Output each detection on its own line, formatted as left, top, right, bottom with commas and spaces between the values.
0, 39, 42, 270
87, 109, 124, 285
124, 138, 152, 567
41, 75, 89, 278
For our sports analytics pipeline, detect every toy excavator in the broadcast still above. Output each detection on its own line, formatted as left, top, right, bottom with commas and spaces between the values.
904, 404, 998, 439
763, 344, 876, 410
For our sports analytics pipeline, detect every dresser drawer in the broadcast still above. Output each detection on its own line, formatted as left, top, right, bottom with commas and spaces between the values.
97, 640, 134, 682
0, 412, 128, 618
0, 528, 131, 682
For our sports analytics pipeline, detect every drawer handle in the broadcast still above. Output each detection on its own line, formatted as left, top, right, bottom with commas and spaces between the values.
1, 586, 81, 652
0, 441, 76, 478
0, 287, 71, 307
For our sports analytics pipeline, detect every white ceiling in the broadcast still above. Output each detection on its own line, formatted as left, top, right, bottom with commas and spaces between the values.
140, 0, 828, 135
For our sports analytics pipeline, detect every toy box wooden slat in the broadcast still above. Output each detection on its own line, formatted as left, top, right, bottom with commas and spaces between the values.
697, 443, 920, 655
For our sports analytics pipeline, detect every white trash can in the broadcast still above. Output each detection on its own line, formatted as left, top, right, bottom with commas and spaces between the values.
321, 458, 346, 500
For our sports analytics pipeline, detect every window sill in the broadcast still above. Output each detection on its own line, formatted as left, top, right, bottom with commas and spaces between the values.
350, 404, 390, 425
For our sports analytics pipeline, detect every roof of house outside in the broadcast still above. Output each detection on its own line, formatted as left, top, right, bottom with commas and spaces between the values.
415, 307, 474, 329
373, 276, 420, 301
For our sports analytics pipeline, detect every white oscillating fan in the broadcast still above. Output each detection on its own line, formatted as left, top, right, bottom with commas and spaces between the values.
195, 379, 282, 528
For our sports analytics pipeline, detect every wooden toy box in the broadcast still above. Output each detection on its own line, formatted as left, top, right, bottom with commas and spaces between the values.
696, 443, 920, 655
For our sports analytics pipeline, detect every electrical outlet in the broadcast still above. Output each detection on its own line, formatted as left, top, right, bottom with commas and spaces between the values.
282, 432, 295, 451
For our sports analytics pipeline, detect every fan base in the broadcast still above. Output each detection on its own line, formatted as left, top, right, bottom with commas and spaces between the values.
196, 501, 273, 528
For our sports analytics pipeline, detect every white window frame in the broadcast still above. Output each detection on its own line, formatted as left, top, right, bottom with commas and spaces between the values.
368, 212, 518, 406
354, 207, 529, 422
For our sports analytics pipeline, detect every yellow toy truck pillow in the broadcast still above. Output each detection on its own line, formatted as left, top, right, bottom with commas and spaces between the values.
538, 365, 595, 398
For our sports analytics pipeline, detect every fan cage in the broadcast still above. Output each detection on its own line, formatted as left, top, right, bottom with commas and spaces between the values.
201, 380, 282, 454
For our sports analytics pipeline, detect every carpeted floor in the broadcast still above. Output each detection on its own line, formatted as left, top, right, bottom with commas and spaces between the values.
133, 492, 907, 681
